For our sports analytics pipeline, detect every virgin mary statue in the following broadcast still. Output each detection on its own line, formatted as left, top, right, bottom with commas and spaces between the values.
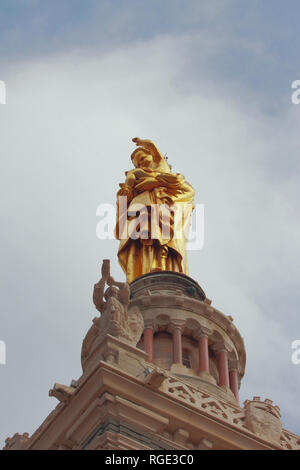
115, 138, 195, 284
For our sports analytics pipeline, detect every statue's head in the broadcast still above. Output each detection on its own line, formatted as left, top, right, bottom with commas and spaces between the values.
131, 148, 153, 168
104, 286, 119, 300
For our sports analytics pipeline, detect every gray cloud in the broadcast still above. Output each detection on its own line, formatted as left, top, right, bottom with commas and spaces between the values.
0, 30, 300, 445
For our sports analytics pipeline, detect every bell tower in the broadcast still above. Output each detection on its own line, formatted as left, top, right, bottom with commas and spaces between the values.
4, 268, 300, 450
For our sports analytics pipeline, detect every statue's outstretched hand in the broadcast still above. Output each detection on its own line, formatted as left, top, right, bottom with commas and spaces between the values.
132, 137, 143, 146
132, 137, 153, 151
132, 137, 162, 164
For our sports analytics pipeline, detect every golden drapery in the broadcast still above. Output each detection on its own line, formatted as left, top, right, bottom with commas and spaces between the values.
115, 138, 194, 284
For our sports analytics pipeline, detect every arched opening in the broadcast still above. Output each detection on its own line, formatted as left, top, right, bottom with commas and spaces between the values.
182, 349, 191, 368
153, 332, 173, 370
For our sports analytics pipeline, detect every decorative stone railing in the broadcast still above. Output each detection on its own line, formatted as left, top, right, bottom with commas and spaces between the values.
164, 376, 246, 429
162, 375, 300, 450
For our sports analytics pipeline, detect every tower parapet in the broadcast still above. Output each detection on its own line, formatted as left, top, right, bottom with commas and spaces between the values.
244, 397, 284, 445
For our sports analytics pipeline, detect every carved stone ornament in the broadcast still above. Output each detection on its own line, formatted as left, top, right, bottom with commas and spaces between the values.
93, 260, 144, 346
127, 306, 144, 344
244, 397, 282, 443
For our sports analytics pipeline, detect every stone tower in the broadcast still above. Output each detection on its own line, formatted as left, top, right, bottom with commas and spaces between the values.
4, 269, 300, 450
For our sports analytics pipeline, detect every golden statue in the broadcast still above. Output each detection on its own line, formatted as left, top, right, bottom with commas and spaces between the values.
115, 138, 194, 283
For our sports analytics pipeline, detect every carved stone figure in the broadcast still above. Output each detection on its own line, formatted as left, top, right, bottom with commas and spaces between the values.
92, 260, 144, 345
49, 383, 76, 403
127, 305, 144, 345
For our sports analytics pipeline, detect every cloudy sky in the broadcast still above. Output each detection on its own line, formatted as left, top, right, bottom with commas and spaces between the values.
1, 0, 300, 446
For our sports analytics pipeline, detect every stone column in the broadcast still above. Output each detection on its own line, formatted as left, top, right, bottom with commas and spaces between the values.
172, 327, 183, 365
194, 326, 213, 379
198, 335, 210, 374
229, 360, 239, 403
216, 348, 230, 388
143, 326, 154, 362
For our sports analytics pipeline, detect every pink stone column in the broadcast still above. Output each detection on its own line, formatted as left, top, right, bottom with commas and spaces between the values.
144, 327, 154, 362
172, 328, 183, 364
229, 368, 239, 403
217, 350, 230, 388
198, 335, 210, 374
